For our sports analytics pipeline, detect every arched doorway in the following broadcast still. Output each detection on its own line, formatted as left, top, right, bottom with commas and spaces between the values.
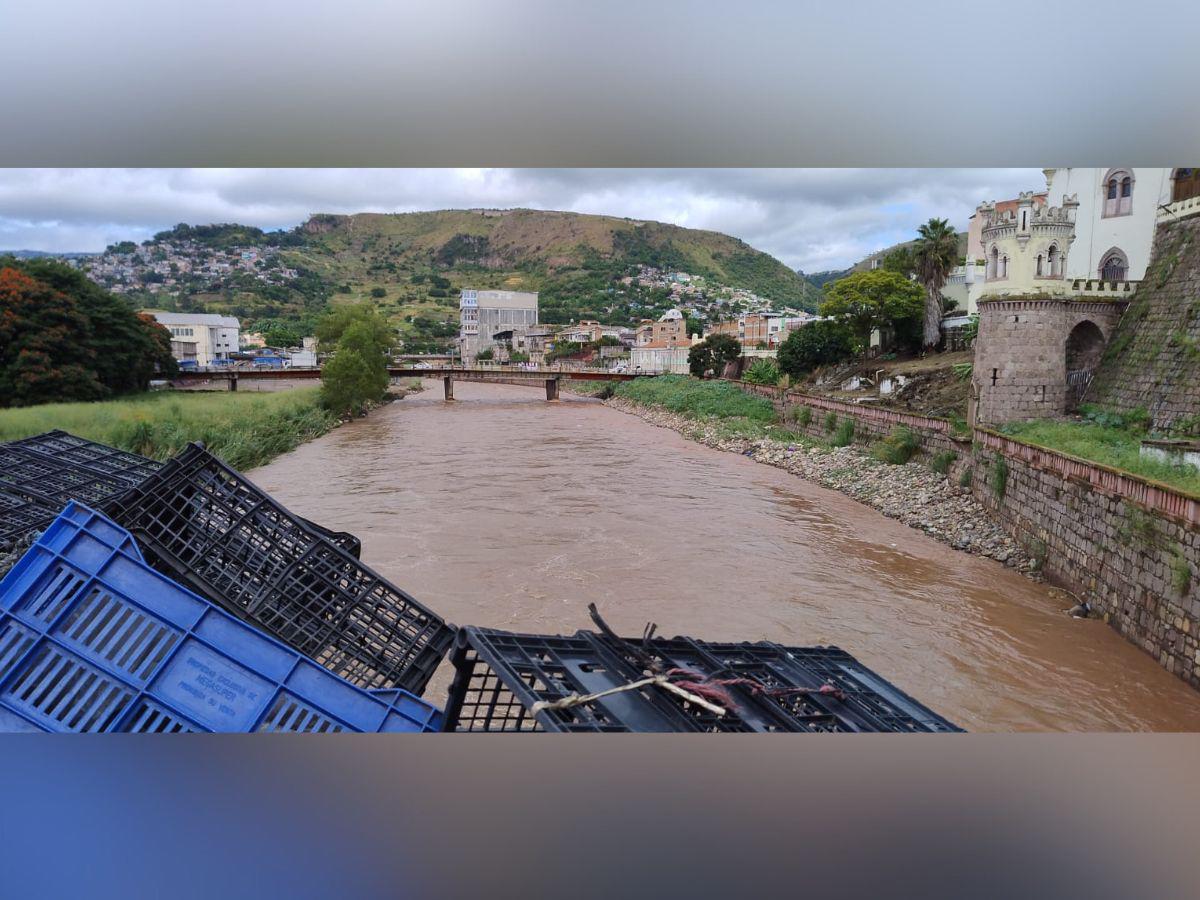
1065, 320, 1106, 410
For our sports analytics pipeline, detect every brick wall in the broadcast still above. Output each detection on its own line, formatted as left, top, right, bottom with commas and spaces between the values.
1087, 214, 1200, 431
971, 429, 1200, 687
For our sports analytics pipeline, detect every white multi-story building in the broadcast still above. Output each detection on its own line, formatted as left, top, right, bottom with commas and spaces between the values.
459, 289, 539, 360
147, 312, 240, 366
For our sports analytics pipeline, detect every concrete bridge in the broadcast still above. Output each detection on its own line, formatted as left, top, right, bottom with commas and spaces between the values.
170, 365, 656, 401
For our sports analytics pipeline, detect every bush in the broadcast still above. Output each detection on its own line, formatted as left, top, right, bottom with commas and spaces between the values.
831, 418, 855, 447
794, 406, 813, 427
743, 359, 781, 385
958, 467, 973, 488
476, 348, 495, 361
992, 457, 1009, 501
824, 411, 838, 433
871, 426, 920, 465
369, 286, 387, 298
930, 450, 957, 474
509, 351, 530, 363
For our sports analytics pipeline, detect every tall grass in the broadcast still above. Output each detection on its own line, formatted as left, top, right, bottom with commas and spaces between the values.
0, 388, 338, 470
615, 376, 777, 422
614, 375, 795, 442
1001, 419, 1200, 498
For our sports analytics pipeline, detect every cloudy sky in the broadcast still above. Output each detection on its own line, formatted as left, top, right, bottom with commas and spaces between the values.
0, 168, 1045, 273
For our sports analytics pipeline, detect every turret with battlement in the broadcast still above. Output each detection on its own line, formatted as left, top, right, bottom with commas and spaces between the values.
977, 193, 1080, 297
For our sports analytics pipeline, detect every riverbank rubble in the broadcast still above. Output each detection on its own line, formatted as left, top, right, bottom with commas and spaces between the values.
603, 397, 1038, 575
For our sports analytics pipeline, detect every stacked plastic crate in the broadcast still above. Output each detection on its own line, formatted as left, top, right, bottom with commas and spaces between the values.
0, 503, 442, 733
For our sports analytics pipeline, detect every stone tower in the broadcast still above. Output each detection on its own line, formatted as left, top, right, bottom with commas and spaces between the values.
971, 193, 1127, 425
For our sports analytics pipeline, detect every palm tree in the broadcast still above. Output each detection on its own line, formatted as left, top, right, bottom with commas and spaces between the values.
912, 218, 959, 351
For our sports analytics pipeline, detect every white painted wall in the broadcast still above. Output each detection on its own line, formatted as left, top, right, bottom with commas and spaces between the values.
1044, 168, 1173, 281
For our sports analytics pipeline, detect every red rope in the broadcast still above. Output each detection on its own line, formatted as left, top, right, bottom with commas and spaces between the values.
664, 668, 848, 706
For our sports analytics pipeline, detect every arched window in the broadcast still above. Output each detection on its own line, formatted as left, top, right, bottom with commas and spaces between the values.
1103, 168, 1134, 217
988, 245, 998, 280
1036, 254, 1044, 277
1047, 244, 1060, 277
1099, 248, 1128, 281
1000, 254, 1008, 279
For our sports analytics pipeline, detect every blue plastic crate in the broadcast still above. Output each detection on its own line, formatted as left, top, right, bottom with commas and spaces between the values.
0, 503, 442, 734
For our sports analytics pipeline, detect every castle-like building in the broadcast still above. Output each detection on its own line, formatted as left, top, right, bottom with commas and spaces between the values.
971, 193, 1128, 425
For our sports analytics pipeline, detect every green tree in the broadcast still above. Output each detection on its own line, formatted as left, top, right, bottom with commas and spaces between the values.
912, 218, 959, 350
687, 333, 742, 377
318, 305, 393, 417
475, 347, 495, 361
818, 270, 923, 353
319, 349, 378, 417
776, 320, 855, 378
263, 325, 301, 348
0, 267, 106, 407
316, 303, 395, 355
13, 258, 178, 394
684, 316, 704, 339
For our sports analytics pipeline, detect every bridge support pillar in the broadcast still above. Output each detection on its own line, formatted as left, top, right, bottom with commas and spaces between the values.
230, 373, 238, 392
545, 377, 560, 402
443, 375, 455, 402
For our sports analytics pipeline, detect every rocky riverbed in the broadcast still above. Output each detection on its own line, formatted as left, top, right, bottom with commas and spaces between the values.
605, 397, 1040, 576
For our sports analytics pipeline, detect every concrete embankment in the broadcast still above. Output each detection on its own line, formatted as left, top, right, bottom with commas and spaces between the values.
604, 396, 1038, 575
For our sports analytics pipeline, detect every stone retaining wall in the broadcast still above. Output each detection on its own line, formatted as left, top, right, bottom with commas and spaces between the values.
733, 381, 971, 470
971, 429, 1200, 687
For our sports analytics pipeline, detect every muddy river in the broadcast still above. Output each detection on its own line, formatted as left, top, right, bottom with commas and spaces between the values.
251, 380, 1200, 731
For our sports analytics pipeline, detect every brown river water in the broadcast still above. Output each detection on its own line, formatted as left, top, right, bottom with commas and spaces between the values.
251, 380, 1200, 731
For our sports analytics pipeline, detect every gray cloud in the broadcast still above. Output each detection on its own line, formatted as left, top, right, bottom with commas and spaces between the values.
0, 168, 1044, 272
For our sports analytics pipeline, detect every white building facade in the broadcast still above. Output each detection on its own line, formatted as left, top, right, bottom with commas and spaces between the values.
1041, 167, 1176, 282
147, 312, 240, 366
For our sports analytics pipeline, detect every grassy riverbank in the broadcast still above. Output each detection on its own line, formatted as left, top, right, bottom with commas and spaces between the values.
0, 388, 339, 469
583, 375, 811, 442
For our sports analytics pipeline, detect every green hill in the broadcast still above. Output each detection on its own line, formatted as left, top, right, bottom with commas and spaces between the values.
99, 209, 821, 351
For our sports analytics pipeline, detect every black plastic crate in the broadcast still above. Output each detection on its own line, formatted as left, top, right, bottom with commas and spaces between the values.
0, 446, 132, 508
443, 626, 963, 733
441, 629, 702, 732
2, 432, 360, 558
0, 488, 60, 546
103, 443, 453, 694
607, 636, 963, 733
8, 430, 163, 488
